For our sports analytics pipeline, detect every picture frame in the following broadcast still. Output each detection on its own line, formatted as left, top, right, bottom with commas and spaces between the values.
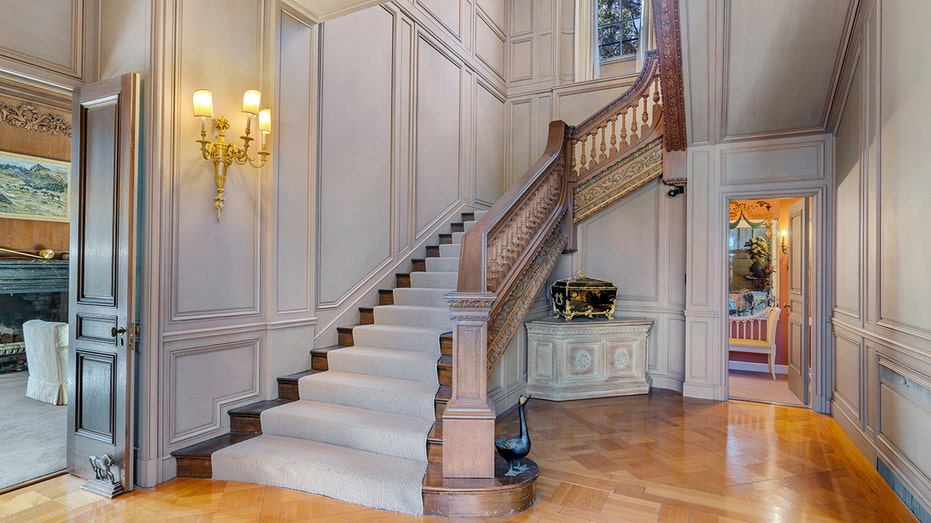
0, 150, 70, 222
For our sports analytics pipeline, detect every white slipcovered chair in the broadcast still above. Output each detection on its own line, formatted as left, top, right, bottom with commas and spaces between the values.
22, 319, 69, 405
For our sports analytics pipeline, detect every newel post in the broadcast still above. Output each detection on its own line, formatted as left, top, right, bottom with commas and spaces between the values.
442, 292, 497, 478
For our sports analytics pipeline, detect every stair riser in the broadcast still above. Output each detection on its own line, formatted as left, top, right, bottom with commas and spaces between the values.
428, 441, 442, 463
338, 327, 354, 347
278, 382, 300, 401
175, 457, 212, 479
360, 308, 374, 325
379, 289, 394, 305
410, 271, 458, 289
311, 353, 328, 371
438, 365, 451, 388
231, 415, 262, 435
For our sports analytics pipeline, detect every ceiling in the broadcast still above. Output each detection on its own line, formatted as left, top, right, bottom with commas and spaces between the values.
288, 0, 385, 23
680, 0, 856, 145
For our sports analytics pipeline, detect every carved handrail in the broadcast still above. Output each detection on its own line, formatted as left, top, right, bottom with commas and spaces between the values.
569, 50, 663, 183
442, 51, 667, 479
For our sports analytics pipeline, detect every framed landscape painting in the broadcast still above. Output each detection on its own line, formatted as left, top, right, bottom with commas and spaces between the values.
0, 150, 70, 222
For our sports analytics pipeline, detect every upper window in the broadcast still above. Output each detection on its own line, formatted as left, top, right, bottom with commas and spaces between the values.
596, 0, 642, 61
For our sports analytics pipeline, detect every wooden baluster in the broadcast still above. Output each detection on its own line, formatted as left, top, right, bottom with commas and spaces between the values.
620, 109, 628, 149
578, 139, 588, 174
609, 116, 618, 154
598, 125, 606, 161
629, 103, 639, 142
589, 132, 597, 169
641, 92, 649, 135
652, 76, 662, 122
570, 141, 578, 177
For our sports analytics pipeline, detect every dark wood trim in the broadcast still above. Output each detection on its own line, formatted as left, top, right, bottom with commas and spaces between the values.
652, 0, 687, 151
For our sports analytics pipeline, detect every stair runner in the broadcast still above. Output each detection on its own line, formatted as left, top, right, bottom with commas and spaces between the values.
211, 211, 482, 515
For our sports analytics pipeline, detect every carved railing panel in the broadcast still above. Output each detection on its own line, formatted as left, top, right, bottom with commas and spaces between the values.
570, 51, 663, 185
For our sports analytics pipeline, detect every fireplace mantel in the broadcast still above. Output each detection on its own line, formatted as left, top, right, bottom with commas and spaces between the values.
0, 259, 69, 294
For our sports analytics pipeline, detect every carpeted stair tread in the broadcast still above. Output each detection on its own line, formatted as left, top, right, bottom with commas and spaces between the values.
299, 371, 438, 420
424, 257, 459, 272
212, 434, 428, 515
327, 346, 440, 383
410, 271, 458, 288
351, 324, 445, 352
451, 231, 465, 243
392, 287, 453, 307
373, 304, 453, 329
260, 400, 433, 461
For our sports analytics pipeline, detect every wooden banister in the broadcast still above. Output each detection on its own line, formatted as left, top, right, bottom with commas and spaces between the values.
443, 49, 669, 479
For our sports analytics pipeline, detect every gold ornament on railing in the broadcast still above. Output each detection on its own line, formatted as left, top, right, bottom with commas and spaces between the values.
193, 89, 271, 221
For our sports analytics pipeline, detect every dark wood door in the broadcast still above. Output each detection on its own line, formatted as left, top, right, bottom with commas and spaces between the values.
67, 73, 138, 493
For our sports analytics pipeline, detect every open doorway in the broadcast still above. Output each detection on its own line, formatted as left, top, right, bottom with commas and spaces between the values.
0, 81, 72, 492
726, 196, 811, 407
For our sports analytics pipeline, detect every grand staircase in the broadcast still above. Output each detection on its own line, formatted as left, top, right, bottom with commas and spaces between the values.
172, 210, 537, 516
173, 41, 684, 516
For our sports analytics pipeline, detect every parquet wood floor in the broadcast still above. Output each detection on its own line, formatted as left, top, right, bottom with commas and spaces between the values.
0, 390, 916, 522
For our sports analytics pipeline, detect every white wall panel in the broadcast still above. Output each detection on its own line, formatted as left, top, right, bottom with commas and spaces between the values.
509, 39, 533, 81
580, 182, 660, 302
418, 0, 460, 37
0, 0, 80, 79
477, 0, 504, 34
834, 58, 861, 318
555, 85, 626, 126
169, 338, 260, 444
318, 7, 394, 305
880, 0, 931, 334
415, 37, 461, 233
509, 99, 531, 180
510, 0, 532, 35
174, 0, 263, 318
98, 0, 148, 79
834, 333, 862, 414
475, 84, 505, 205
475, 14, 505, 78
879, 364, 931, 482
275, 12, 313, 314
721, 143, 823, 185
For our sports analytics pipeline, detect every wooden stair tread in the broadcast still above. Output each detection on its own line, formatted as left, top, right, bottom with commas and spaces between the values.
228, 399, 293, 417
171, 433, 257, 458
427, 421, 443, 441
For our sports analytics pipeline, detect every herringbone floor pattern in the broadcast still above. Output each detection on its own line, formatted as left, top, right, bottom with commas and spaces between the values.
0, 390, 916, 522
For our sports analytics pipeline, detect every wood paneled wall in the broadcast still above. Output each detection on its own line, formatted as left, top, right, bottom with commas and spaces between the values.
0, 88, 72, 255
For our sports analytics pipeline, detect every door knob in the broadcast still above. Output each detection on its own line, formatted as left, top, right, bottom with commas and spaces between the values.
111, 327, 127, 337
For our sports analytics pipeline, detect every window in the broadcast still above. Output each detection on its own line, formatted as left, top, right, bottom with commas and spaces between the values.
596, 0, 642, 61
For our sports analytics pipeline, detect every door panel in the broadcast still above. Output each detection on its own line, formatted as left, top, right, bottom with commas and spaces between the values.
787, 199, 809, 404
68, 73, 138, 493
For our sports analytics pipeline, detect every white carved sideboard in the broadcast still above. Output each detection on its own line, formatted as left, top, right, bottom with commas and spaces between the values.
526, 318, 652, 401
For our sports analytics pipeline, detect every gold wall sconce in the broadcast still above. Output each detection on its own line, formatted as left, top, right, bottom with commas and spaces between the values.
780, 229, 788, 254
193, 89, 271, 221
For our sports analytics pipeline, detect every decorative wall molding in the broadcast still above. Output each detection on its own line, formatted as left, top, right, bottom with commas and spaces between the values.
0, 99, 71, 136
573, 137, 663, 223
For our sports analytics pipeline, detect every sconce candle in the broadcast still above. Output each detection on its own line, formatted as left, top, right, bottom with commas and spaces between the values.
780, 229, 788, 254
194, 89, 271, 221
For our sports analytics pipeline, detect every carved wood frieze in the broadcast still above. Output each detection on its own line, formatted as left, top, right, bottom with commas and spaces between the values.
652, 0, 686, 151
486, 221, 567, 376
0, 100, 71, 137
573, 137, 664, 224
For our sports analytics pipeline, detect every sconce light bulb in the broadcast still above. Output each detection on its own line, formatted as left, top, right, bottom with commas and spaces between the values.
242, 90, 261, 116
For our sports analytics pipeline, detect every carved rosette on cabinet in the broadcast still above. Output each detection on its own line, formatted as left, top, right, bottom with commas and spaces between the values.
526, 318, 652, 401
